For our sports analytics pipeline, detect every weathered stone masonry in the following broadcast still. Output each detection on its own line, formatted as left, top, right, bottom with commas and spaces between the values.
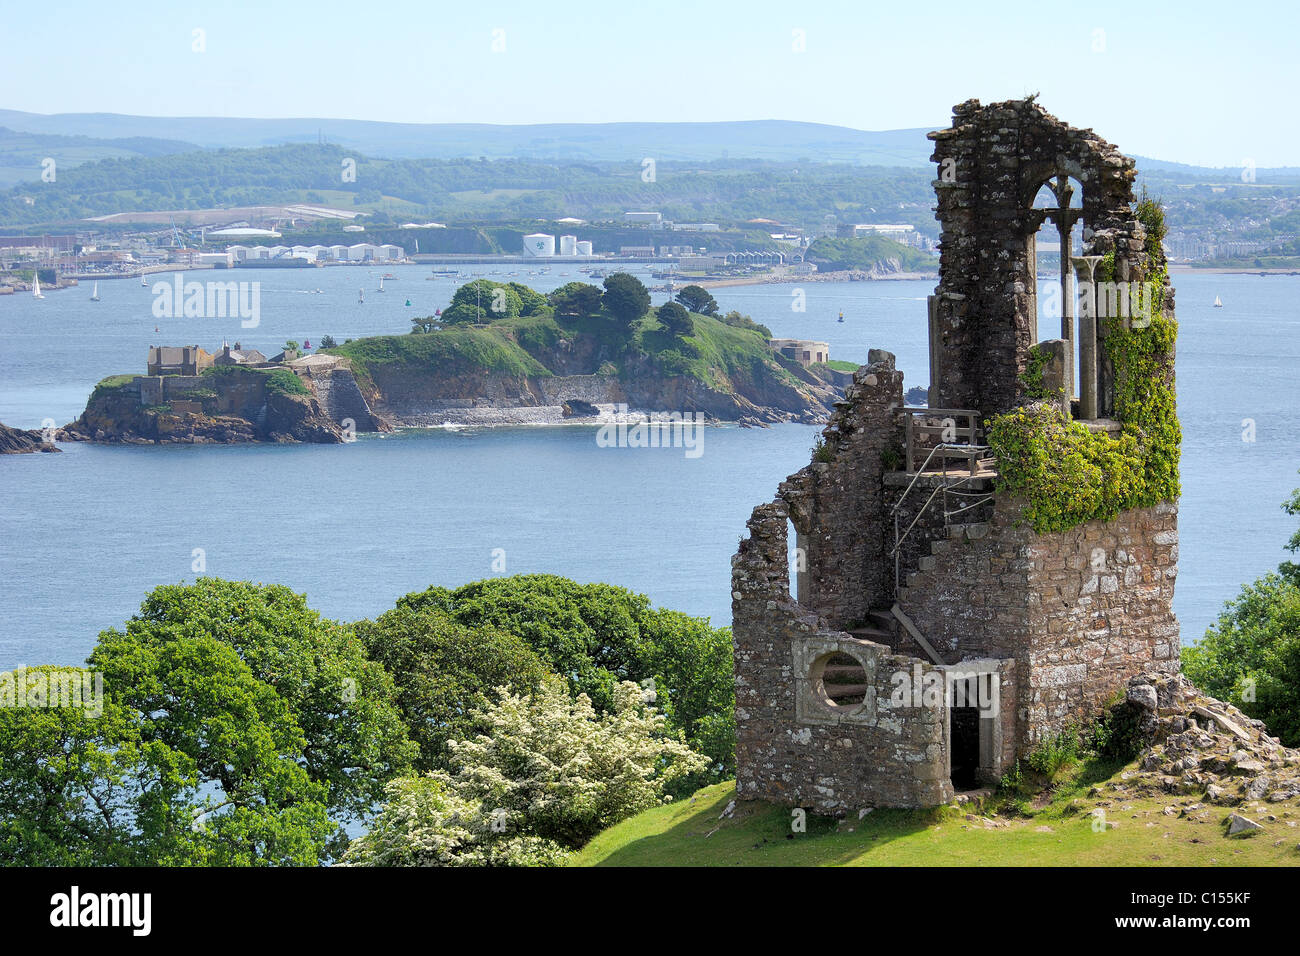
731, 99, 1181, 814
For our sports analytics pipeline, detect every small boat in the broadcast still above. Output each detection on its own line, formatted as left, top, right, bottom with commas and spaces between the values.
358, 288, 365, 304
32, 274, 45, 299
1213, 296, 1223, 308
90, 281, 100, 302
377, 277, 385, 292
140, 275, 148, 286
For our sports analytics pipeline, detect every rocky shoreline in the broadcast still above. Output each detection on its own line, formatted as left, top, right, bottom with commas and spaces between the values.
0, 422, 61, 454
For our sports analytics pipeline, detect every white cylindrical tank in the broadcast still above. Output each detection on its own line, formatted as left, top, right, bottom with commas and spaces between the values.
559, 234, 578, 256
576, 240, 593, 256
523, 233, 555, 257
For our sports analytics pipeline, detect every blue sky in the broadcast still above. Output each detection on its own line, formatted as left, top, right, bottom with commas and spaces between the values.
2, 0, 1293, 167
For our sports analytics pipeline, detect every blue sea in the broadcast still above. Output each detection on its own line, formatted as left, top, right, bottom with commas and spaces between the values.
1, 264, 1297, 670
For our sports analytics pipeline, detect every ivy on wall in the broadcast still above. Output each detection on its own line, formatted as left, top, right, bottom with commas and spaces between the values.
987, 195, 1180, 534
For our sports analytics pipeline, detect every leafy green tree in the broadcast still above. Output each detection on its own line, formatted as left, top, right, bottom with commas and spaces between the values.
657, 301, 694, 338
341, 680, 708, 865
446, 279, 522, 324
394, 574, 736, 775
90, 579, 415, 832
1183, 477, 1300, 745
507, 282, 548, 316
0, 658, 337, 866
674, 284, 719, 316
410, 314, 442, 334
319, 335, 338, 348
354, 604, 552, 772
548, 281, 604, 318
601, 272, 650, 325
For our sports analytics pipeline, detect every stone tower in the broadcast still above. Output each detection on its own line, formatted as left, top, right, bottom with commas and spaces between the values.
730, 99, 1181, 812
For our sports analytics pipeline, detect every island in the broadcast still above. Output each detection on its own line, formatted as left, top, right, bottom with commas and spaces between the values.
61, 276, 850, 444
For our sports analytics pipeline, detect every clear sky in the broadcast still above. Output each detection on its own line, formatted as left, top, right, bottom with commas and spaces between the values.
1, 0, 1292, 167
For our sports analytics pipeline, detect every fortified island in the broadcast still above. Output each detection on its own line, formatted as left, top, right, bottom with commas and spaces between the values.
59, 280, 845, 444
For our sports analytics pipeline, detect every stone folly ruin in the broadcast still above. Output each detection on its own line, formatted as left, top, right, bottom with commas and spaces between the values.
731, 98, 1181, 811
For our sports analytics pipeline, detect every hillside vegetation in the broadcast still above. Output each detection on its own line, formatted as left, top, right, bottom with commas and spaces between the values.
574, 775, 1300, 867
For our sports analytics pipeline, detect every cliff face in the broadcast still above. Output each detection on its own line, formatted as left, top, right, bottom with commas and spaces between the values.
340, 323, 842, 427
0, 422, 61, 454
62, 373, 343, 445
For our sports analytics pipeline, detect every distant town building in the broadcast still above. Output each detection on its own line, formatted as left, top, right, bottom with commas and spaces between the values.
618, 245, 656, 257
576, 240, 593, 256
623, 211, 663, 225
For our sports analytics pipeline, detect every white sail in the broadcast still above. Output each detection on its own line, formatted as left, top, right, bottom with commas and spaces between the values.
1213, 296, 1223, 307
33, 274, 43, 298
91, 282, 100, 301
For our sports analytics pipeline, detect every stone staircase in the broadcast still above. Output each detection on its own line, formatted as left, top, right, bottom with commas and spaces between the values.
902, 520, 991, 588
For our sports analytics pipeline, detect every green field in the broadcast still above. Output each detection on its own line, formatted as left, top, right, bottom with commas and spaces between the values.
573, 773, 1300, 867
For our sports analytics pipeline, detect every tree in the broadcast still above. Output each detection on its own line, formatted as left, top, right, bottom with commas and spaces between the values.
601, 272, 650, 326
394, 574, 736, 775
507, 282, 548, 316
674, 284, 719, 316
548, 281, 603, 318
657, 301, 694, 338
354, 604, 553, 772
89, 579, 416, 847
319, 335, 338, 348
410, 315, 442, 334
1183, 477, 1300, 745
0, 658, 337, 866
445, 279, 523, 324
341, 680, 708, 865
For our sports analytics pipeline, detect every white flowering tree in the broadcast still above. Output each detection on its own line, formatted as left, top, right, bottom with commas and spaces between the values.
343, 679, 708, 866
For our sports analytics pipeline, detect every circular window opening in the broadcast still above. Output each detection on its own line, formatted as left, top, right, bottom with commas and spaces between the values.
815, 651, 869, 709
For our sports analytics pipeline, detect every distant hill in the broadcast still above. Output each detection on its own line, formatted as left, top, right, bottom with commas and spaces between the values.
0, 126, 198, 188
0, 110, 937, 166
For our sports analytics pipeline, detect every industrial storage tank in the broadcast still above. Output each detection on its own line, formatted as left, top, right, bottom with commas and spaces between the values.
576, 240, 593, 256
523, 233, 555, 257
559, 235, 578, 256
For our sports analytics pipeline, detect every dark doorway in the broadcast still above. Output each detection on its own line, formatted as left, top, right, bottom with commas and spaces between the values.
950, 705, 981, 791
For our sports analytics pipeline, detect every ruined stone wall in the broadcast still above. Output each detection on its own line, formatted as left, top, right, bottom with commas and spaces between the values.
897, 496, 1180, 749
780, 352, 905, 629
927, 98, 1140, 420
731, 500, 954, 811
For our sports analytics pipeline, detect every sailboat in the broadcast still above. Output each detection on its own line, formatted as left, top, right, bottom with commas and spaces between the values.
140, 274, 148, 286
32, 274, 45, 299
358, 288, 365, 304
90, 281, 101, 302
1213, 295, 1223, 308
377, 276, 386, 293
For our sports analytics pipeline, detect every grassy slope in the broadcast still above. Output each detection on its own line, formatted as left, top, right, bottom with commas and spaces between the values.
329, 306, 803, 395
573, 768, 1300, 867
327, 326, 551, 391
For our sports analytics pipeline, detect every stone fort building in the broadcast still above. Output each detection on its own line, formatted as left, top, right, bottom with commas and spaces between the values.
731, 98, 1181, 811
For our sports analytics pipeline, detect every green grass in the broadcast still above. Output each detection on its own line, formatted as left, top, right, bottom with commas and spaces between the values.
325, 326, 552, 390
821, 359, 861, 372
571, 770, 1300, 867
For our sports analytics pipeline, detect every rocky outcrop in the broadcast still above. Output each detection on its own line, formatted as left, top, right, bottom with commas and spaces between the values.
0, 422, 60, 454
1086, 673, 1300, 839
61, 374, 342, 445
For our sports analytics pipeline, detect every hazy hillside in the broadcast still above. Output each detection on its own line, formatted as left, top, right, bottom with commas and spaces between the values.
0, 111, 936, 165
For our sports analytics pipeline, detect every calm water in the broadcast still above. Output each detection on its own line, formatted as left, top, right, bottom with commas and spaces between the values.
1, 265, 1297, 669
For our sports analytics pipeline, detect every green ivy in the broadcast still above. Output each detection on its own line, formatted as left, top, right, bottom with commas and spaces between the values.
987, 197, 1179, 534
